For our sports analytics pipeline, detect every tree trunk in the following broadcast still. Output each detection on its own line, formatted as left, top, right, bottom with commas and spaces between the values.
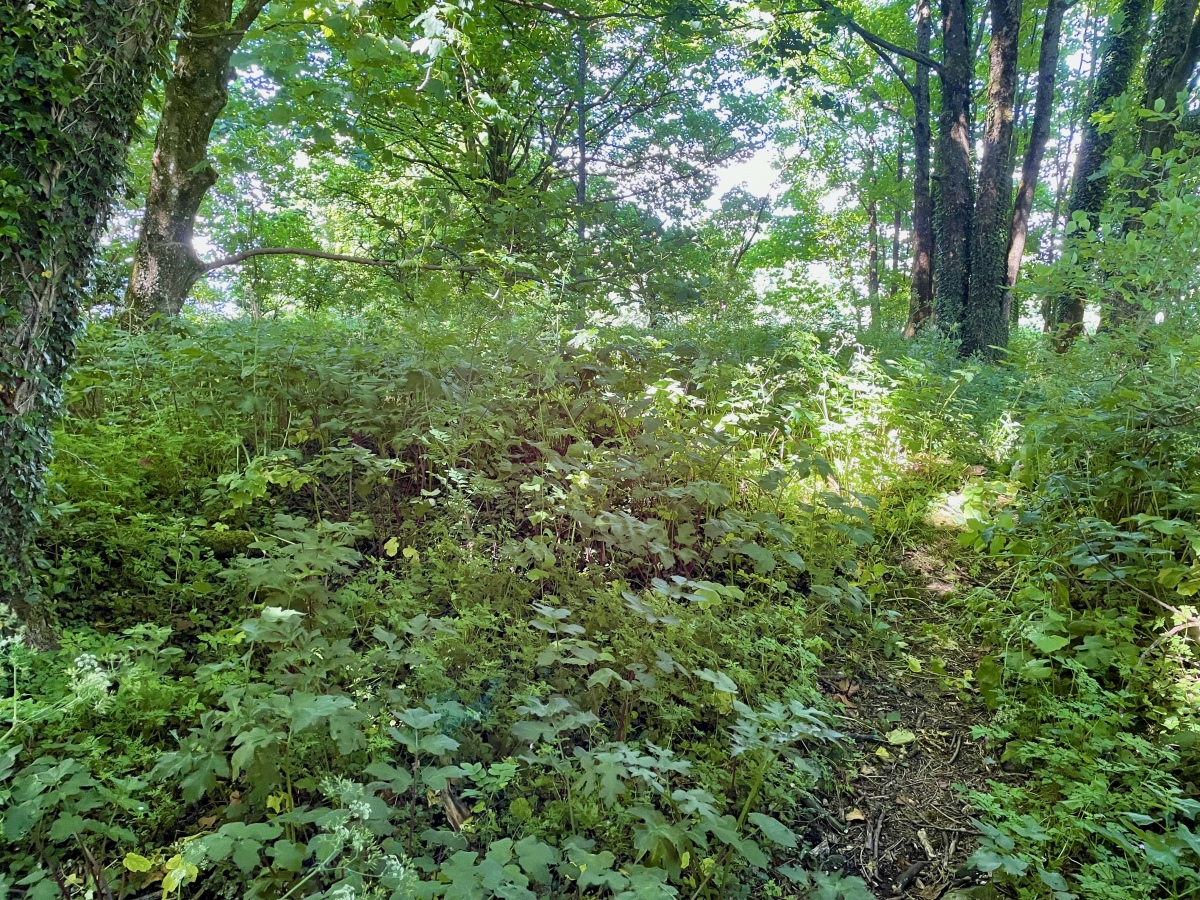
867, 141, 881, 325
576, 25, 588, 243
1, 0, 178, 646
962, 0, 1022, 360
1105, 0, 1200, 327
933, 0, 974, 335
1053, 0, 1153, 347
905, 0, 936, 336
1135, 0, 1200, 162
126, 0, 268, 321
892, 134, 903, 293
1004, 0, 1067, 322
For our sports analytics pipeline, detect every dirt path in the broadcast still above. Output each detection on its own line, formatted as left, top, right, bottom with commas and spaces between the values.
812, 532, 1008, 899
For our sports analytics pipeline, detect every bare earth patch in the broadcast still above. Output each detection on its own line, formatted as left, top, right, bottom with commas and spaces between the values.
810, 535, 1011, 899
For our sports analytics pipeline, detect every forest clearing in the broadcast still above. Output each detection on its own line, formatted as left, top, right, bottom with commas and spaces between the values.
2, 0, 1200, 898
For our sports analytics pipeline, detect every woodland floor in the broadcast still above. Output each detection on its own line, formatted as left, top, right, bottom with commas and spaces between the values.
813, 529, 1008, 900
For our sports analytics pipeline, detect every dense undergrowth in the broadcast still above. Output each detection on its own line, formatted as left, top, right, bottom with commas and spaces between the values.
1, 315, 1198, 900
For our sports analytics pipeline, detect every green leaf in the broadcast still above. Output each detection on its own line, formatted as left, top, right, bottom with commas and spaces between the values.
48, 813, 85, 841
737, 542, 776, 573
123, 853, 153, 873
694, 667, 738, 694
1028, 631, 1069, 654
514, 836, 560, 884
735, 835, 769, 868
365, 761, 414, 792
747, 812, 798, 848
271, 839, 306, 872
232, 839, 263, 873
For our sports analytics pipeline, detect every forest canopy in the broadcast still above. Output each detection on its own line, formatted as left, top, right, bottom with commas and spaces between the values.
2, 0, 1200, 899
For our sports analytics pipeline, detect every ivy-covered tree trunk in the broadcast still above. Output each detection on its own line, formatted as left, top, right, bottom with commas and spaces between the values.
1004, 0, 1067, 320
1053, 0, 1152, 347
1105, 0, 1200, 326
933, 0, 974, 333
904, 0, 936, 337
1, 0, 178, 646
961, 0, 1022, 359
1134, 0, 1200, 164
126, 0, 269, 322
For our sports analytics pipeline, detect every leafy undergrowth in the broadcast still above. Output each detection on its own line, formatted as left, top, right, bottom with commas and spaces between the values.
2, 318, 1199, 900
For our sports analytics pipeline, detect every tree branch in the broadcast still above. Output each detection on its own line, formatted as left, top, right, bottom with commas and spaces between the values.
806, 1, 944, 75
202, 247, 482, 275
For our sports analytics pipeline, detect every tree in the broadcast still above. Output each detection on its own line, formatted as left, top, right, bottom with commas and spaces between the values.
1004, 0, 1069, 322
960, 0, 1023, 358
904, 0, 935, 336
125, 0, 271, 321
0, 0, 178, 645
865, 138, 881, 323
932, 0, 974, 335
1103, 0, 1200, 326
1053, 0, 1152, 347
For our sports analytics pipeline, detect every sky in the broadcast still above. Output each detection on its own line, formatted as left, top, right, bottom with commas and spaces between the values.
708, 144, 780, 207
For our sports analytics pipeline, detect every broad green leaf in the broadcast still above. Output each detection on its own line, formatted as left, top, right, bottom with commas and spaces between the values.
747, 812, 798, 848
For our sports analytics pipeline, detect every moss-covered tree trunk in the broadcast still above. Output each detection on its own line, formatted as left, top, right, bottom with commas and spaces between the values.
125, 0, 268, 322
1053, 0, 1152, 348
961, 0, 1022, 359
933, 0, 974, 333
1004, 0, 1067, 320
0, 0, 178, 646
905, 0, 936, 337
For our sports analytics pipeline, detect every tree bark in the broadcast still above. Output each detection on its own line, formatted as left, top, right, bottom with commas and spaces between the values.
125, 0, 269, 321
1004, 0, 1067, 325
866, 140, 881, 325
892, 134, 903, 292
1, 0, 178, 646
962, 0, 1022, 359
1053, 0, 1153, 347
905, 0, 936, 336
933, 0, 974, 335
576, 24, 588, 243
